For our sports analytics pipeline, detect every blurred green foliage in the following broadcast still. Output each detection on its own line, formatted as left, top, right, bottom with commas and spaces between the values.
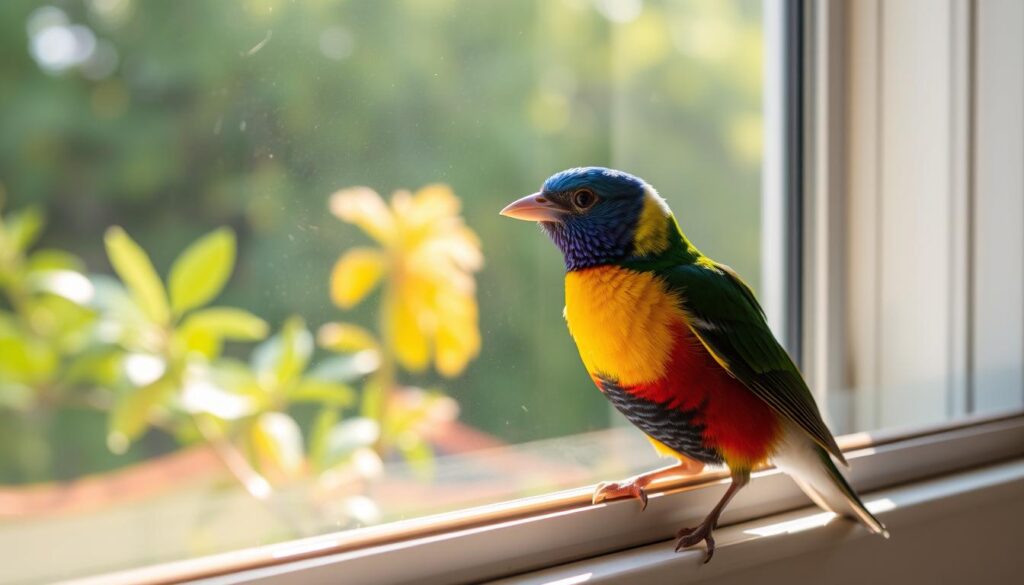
3, 210, 454, 540
0, 0, 763, 484
0, 209, 390, 497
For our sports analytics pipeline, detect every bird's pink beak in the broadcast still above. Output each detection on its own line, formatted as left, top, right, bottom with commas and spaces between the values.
499, 192, 566, 223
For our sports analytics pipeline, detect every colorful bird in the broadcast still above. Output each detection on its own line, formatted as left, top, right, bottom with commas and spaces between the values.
501, 167, 887, 562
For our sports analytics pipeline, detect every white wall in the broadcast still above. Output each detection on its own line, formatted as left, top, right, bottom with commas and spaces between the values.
972, 0, 1024, 414
829, 0, 1023, 433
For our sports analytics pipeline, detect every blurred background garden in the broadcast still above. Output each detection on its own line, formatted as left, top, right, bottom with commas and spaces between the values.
0, 0, 763, 580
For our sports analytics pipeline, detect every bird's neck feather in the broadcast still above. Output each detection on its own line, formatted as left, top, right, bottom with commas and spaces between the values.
627, 187, 705, 268
627, 214, 705, 268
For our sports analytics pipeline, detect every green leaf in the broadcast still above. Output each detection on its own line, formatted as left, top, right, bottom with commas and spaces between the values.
7, 207, 44, 253
360, 377, 384, 420
179, 307, 268, 358
306, 352, 379, 383
309, 406, 339, 468
27, 249, 85, 272
0, 335, 58, 383
181, 307, 268, 340
63, 346, 123, 387
180, 374, 259, 419
104, 226, 170, 325
178, 325, 219, 358
250, 411, 304, 477
207, 358, 271, 409
181, 307, 270, 356
323, 417, 379, 466
27, 269, 96, 306
24, 293, 96, 350
289, 378, 356, 407
168, 227, 236, 316
252, 316, 312, 387
277, 317, 312, 382
107, 376, 174, 454
317, 322, 379, 353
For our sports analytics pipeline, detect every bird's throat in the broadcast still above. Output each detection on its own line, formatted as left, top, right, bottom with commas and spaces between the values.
542, 219, 633, 271
564, 265, 683, 386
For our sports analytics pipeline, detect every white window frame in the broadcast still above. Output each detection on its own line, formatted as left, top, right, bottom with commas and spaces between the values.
71, 1, 1024, 583
77, 414, 1024, 585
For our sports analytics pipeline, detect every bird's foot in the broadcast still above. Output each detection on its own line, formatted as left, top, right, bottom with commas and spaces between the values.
674, 521, 716, 563
591, 461, 705, 511
592, 479, 649, 510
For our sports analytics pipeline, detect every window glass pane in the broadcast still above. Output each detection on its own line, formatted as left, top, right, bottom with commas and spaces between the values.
836, 0, 1024, 436
0, 0, 764, 581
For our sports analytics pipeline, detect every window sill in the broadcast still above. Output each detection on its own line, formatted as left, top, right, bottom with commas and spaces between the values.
499, 457, 1024, 584
73, 411, 1024, 585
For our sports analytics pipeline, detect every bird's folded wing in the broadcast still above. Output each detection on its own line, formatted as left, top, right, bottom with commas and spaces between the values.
664, 261, 847, 466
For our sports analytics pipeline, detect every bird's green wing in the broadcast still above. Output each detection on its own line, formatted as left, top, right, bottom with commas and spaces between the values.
662, 261, 846, 465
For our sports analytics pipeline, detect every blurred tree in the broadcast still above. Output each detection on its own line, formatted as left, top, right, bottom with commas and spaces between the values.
0, 0, 763, 482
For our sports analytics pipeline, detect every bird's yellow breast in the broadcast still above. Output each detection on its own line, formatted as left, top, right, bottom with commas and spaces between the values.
564, 265, 684, 386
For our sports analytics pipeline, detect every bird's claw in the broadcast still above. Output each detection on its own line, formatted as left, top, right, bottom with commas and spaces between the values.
674, 521, 716, 563
591, 480, 649, 510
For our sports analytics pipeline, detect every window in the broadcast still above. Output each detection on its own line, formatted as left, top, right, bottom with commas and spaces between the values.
2, 0, 1022, 583
807, 0, 1024, 436
1, 1, 766, 582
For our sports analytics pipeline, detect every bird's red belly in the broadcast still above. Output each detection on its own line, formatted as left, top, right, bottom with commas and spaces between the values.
564, 265, 779, 468
618, 320, 780, 468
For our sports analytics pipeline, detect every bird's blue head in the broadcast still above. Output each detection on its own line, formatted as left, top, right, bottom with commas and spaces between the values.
501, 167, 676, 271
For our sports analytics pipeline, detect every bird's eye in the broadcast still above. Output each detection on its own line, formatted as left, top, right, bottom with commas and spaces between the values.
572, 189, 596, 210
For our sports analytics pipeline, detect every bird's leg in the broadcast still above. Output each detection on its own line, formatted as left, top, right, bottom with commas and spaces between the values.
674, 469, 750, 563
592, 458, 705, 511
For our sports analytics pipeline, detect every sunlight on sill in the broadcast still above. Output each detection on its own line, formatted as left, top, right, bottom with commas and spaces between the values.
271, 540, 340, 560
743, 497, 897, 537
545, 572, 594, 585
743, 511, 837, 537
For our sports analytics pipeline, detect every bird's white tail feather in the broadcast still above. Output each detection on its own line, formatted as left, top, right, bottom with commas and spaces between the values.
772, 422, 889, 537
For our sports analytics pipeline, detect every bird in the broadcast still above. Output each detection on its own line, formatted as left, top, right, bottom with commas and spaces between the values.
500, 167, 887, 562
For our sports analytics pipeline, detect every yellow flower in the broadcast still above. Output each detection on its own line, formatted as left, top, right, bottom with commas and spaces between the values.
329, 184, 482, 377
